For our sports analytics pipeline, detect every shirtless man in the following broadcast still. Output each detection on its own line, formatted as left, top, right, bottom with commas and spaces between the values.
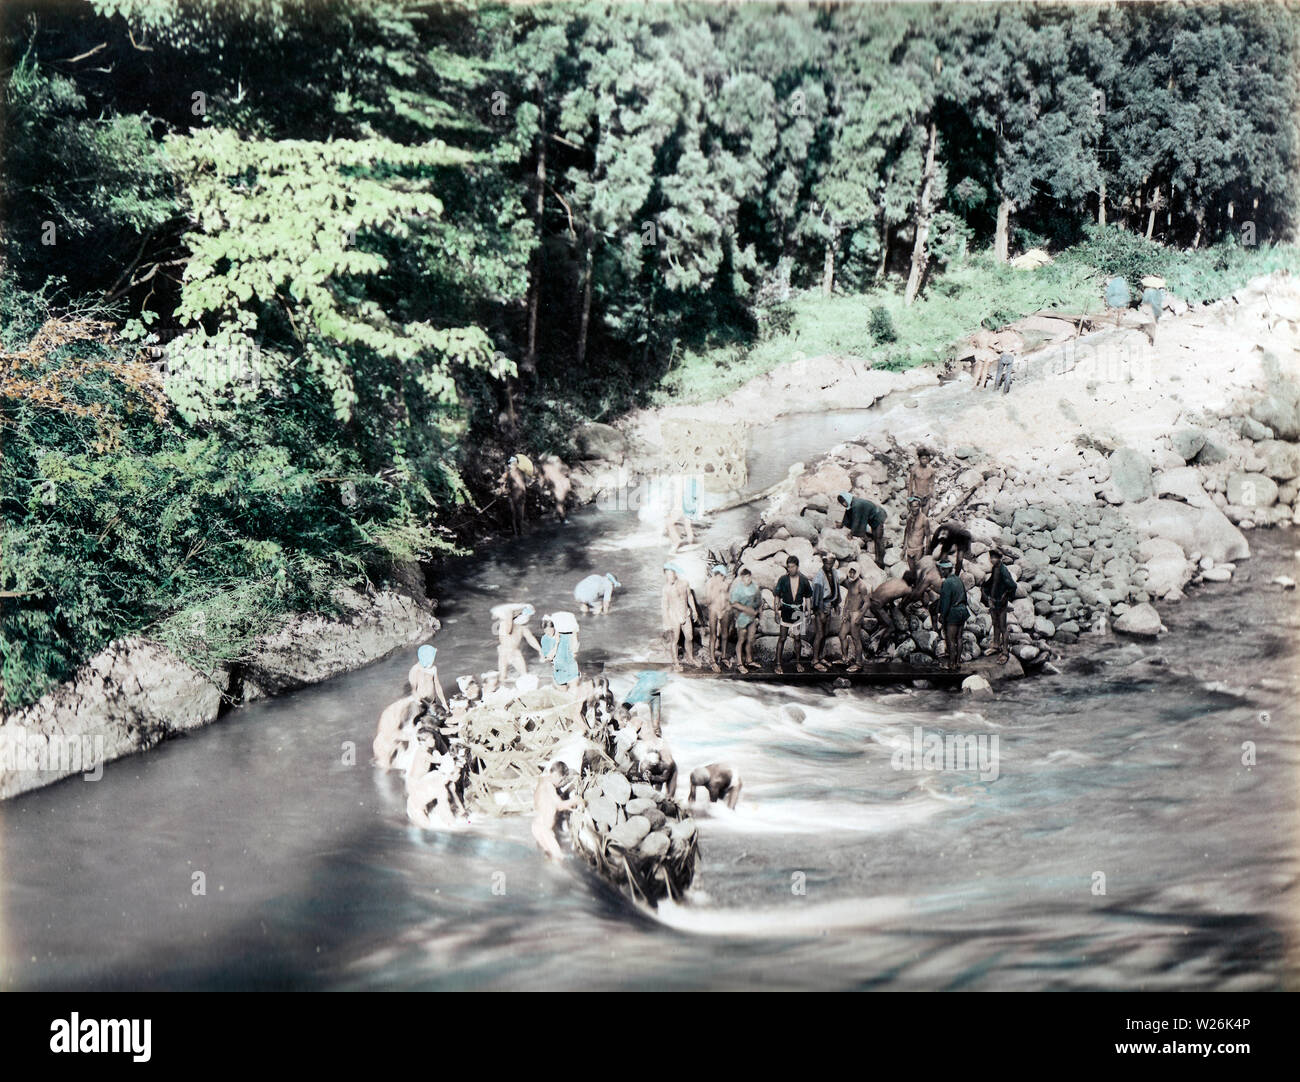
502, 455, 531, 536
910, 553, 945, 630
687, 763, 743, 809
407, 741, 467, 830
531, 762, 579, 859
633, 733, 678, 795
496, 603, 541, 682
908, 447, 937, 510
407, 644, 448, 711
540, 455, 573, 523
838, 564, 869, 672
704, 565, 732, 672
661, 564, 699, 670
374, 695, 421, 769
867, 572, 918, 653
902, 496, 931, 571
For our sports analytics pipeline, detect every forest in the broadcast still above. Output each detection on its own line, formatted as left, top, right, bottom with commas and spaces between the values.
2, 0, 1298, 706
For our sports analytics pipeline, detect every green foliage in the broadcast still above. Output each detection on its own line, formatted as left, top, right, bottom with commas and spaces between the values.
868, 305, 897, 344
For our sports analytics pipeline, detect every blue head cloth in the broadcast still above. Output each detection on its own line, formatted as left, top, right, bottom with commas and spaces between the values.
838, 491, 853, 506
519, 604, 535, 619
712, 565, 726, 576
417, 644, 436, 669
663, 561, 684, 575
606, 573, 621, 588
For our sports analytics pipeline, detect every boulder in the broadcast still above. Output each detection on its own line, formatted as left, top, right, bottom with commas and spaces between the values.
748, 538, 787, 561
1239, 416, 1273, 442
1169, 428, 1207, 462
1153, 466, 1213, 508
575, 421, 626, 461
1113, 602, 1165, 638
1108, 447, 1155, 503
799, 462, 854, 498
1251, 394, 1300, 441
961, 675, 993, 695
1254, 440, 1300, 482
1121, 498, 1249, 565
1202, 566, 1233, 582
1225, 472, 1279, 509
817, 526, 858, 560
1193, 438, 1231, 465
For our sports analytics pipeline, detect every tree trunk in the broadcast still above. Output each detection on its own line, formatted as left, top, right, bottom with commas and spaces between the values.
994, 197, 1013, 263
822, 228, 838, 296
905, 120, 939, 306
523, 101, 547, 378
1098, 175, 1107, 226
576, 229, 595, 368
1192, 203, 1205, 249
1145, 185, 1158, 241
876, 223, 889, 281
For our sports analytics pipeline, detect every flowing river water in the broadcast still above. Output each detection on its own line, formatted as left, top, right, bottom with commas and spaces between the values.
1, 410, 1297, 991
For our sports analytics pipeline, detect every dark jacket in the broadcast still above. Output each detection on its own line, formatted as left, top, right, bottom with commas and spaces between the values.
938, 575, 969, 626
982, 562, 1017, 608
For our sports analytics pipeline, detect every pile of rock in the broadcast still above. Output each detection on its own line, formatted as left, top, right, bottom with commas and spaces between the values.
571, 767, 700, 906
725, 363, 1300, 666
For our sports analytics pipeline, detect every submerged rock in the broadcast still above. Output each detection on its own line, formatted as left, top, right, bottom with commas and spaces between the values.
1113, 603, 1166, 638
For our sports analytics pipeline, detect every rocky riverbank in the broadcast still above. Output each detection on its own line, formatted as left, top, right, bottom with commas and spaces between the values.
645, 271, 1300, 684
0, 584, 438, 800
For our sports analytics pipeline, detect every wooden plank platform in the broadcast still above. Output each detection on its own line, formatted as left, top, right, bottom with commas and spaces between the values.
599, 660, 969, 688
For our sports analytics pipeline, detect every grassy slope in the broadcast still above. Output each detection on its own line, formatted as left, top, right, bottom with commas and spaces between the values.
654, 243, 1300, 407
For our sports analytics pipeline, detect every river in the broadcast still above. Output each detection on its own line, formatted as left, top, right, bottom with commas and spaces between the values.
1, 411, 1297, 991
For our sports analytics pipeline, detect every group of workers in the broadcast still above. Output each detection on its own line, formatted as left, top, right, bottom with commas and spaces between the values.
663, 448, 1019, 672
373, 595, 744, 856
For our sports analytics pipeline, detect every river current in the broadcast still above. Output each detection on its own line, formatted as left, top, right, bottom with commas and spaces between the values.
2, 412, 1296, 990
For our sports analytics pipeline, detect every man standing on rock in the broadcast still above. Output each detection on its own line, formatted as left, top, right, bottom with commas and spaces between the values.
574, 571, 621, 615
937, 559, 970, 670
661, 563, 699, 671
908, 448, 937, 510
838, 565, 869, 671
837, 491, 887, 568
728, 567, 761, 673
704, 565, 733, 672
902, 496, 931, 571
980, 547, 1017, 662
930, 519, 973, 573
774, 555, 814, 674
810, 553, 842, 672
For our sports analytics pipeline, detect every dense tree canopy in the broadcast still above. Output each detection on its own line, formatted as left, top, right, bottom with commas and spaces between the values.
2, 0, 1298, 705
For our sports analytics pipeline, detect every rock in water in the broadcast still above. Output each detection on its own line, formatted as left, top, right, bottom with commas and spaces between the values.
608, 815, 652, 849
639, 831, 671, 859
962, 675, 993, 695
780, 704, 807, 725
599, 771, 632, 806
1201, 566, 1233, 582
1113, 603, 1165, 638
